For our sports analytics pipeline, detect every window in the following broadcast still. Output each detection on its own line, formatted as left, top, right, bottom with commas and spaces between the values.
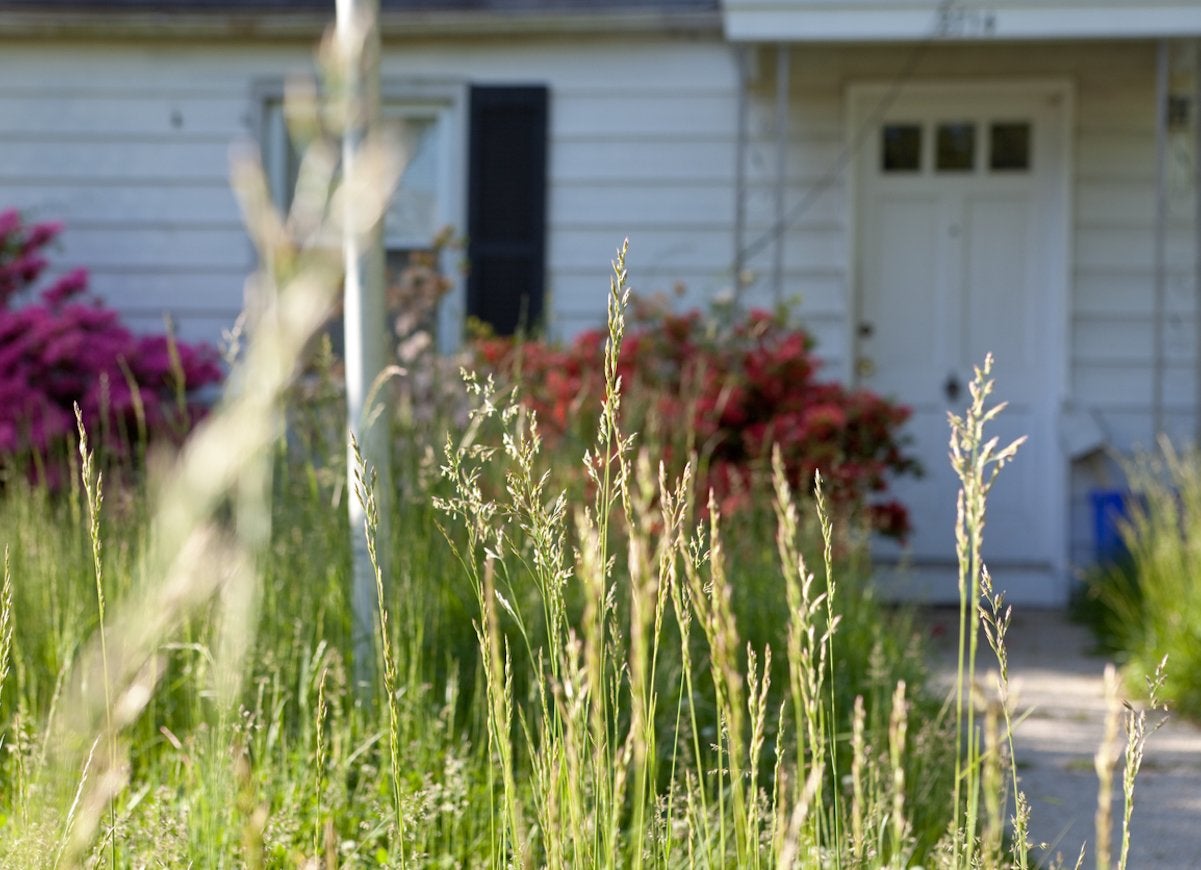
261, 83, 548, 344
881, 123, 922, 172
989, 122, 1031, 171
935, 122, 975, 172
876, 116, 1034, 178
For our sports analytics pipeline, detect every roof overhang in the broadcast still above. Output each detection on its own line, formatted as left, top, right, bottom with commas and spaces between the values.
0, 7, 722, 41
722, 1, 1201, 42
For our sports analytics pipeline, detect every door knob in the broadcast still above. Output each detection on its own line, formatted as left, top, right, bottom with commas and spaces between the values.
856, 356, 876, 378
944, 372, 961, 402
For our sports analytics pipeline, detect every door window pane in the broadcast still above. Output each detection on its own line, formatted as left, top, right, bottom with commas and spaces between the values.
989, 122, 1031, 171
881, 124, 922, 172
936, 122, 975, 171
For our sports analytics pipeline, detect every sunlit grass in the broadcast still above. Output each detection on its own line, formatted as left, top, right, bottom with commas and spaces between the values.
0, 17, 1167, 867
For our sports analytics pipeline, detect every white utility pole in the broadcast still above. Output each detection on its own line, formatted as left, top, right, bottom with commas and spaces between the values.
336, 0, 391, 684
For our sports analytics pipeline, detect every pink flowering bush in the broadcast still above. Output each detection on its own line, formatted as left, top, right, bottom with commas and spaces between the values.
476, 302, 920, 541
0, 210, 223, 474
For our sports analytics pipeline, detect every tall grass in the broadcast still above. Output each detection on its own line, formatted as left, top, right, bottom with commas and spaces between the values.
0, 253, 1162, 868
946, 355, 1028, 868
0, 228, 944, 865
1084, 440, 1201, 719
0, 18, 1167, 868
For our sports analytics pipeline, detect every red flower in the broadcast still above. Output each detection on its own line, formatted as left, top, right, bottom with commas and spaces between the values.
472, 296, 918, 539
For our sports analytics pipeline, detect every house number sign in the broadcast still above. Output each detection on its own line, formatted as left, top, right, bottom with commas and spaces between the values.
936, 2, 998, 37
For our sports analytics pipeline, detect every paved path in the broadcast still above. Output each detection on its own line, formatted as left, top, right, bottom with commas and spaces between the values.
923, 608, 1201, 868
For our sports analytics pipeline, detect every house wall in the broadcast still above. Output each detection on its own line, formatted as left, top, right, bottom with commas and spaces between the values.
0, 31, 740, 346
742, 40, 1199, 571
3, 31, 1197, 575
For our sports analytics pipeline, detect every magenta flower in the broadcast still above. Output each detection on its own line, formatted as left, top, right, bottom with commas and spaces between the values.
0, 211, 224, 476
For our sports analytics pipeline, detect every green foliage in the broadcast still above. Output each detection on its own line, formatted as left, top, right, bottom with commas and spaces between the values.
1081, 442, 1201, 718
0, 251, 952, 866
0, 18, 1163, 866
475, 301, 919, 540
0, 270, 1163, 868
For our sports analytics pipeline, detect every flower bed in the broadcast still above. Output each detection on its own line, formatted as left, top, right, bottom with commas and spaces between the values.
477, 303, 919, 539
0, 210, 223, 473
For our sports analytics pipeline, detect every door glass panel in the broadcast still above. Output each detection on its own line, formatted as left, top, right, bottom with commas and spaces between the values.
881, 124, 922, 172
936, 122, 975, 172
989, 122, 1031, 171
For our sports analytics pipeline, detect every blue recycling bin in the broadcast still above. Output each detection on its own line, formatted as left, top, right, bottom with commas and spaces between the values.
1091, 489, 1132, 564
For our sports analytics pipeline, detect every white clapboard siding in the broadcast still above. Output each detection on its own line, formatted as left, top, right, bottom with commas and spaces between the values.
552, 184, 734, 230
1075, 224, 1195, 271
1074, 317, 1196, 364
740, 39, 1196, 570
554, 140, 739, 184
3, 182, 243, 228
1077, 179, 1157, 225
78, 269, 251, 313
0, 40, 267, 338
2, 140, 233, 183
0, 94, 255, 138
552, 183, 842, 231
550, 225, 844, 275
54, 226, 251, 271
1071, 38, 1196, 558
0, 34, 742, 351
122, 312, 242, 347
3, 31, 1195, 573
554, 93, 738, 139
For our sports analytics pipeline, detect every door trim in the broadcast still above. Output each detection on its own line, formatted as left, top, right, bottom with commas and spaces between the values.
844, 78, 1075, 600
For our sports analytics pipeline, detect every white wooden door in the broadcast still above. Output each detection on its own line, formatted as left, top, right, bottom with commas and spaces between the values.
852, 86, 1067, 605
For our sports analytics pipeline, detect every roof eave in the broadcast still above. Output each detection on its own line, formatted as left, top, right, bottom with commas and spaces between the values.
0, 7, 723, 41
721, 1, 1201, 42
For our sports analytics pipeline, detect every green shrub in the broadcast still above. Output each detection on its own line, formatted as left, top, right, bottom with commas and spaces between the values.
1082, 442, 1201, 718
475, 301, 919, 540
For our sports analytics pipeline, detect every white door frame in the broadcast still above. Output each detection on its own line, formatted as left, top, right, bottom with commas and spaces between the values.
844, 78, 1075, 599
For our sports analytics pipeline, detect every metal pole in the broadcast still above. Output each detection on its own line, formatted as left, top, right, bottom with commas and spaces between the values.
1153, 40, 1169, 439
1195, 39, 1201, 445
733, 45, 749, 313
337, 0, 391, 684
773, 44, 790, 307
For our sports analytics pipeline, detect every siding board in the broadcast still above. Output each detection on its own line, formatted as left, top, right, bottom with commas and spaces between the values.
0, 140, 230, 182
123, 312, 240, 345
1073, 364, 1196, 409
553, 94, 738, 139
550, 227, 843, 273
80, 270, 250, 313
57, 226, 251, 270
3, 183, 241, 226
1075, 226, 1195, 271
1074, 318, 1197, 362
0, 94, 254, 137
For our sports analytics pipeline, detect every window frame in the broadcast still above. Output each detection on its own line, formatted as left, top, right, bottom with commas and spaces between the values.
255, 78, 468, 352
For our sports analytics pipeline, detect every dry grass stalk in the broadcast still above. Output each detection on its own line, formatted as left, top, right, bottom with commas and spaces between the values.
1094, 665, 1121, 870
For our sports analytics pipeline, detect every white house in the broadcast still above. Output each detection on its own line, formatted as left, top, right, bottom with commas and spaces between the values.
1, 0, 1198, 605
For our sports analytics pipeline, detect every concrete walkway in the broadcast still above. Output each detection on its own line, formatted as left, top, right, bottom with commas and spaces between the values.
923, 608, 1201, 868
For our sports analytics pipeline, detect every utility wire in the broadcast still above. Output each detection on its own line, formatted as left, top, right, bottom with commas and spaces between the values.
733, 0, 958, 276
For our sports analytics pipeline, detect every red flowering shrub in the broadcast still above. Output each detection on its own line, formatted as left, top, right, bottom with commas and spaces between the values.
0, 210, 223, 474
476, 304, 919, 540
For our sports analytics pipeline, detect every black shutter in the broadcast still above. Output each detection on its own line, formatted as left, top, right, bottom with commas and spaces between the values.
466, 85, 548, 336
